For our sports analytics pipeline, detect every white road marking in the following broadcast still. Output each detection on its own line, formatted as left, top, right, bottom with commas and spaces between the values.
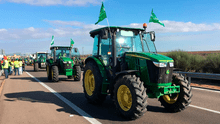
192, 87, 220, 93
189, 105, 220, 114
26, 71, 101, 124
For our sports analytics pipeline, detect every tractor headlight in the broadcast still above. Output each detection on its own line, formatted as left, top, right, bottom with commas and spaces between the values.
153, 62, 167, 67
68, 61, 72, 64
63, 61, 67, 64
169, 62, 174, 67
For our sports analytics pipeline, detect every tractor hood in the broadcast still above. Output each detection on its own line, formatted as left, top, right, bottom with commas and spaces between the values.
126, 52, 173, 63
60, 57, 73, 62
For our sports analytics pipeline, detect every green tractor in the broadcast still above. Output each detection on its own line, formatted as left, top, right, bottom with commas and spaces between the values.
83, 24, 192, 119
34, 52, 49, 71
46, 46, 81, 82
72, 47, 85, 70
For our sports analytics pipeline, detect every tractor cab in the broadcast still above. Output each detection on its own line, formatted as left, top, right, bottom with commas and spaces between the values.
50, 46, 72, 61
71, 47, 81, 61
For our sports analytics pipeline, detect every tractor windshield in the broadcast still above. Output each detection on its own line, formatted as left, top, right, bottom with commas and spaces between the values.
37, 53, 46, 59
116, 30, 156, 56
55, 48, 71, 59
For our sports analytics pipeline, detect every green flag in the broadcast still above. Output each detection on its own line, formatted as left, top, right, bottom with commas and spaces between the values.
51, 35, 54, 45
95, 2, 107, 25
149, 9, 165, 27
70, 39, 74, 47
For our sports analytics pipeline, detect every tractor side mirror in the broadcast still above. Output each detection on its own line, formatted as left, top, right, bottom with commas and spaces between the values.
100, 29, 108, 39
150, 31, 155, 41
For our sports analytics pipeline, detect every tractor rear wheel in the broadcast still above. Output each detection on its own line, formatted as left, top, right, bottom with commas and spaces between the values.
83, 61, 106, 104
47, 65, 52, 80
113, 75, 148, 120
34, 63, 38, 71
73, 65, 81, 81
159, 73, 192, 112
52, 66, 59, 82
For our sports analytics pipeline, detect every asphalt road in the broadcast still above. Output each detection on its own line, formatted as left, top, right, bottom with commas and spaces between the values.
2, 66, 220, 124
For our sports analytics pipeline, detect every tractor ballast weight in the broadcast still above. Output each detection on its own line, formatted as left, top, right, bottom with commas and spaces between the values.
34, 52, 48, 71
46, 46, 81, 82
83, 25, 192, 119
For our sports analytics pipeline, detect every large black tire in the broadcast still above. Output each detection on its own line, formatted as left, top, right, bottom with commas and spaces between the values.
34, 63, 38, 71
159, 73, 192, 112
47, 65, 52, 80
83, 61, 107, 104
52, 66, 59, 82
113, 75, 148, 120
73, 65, 81, 81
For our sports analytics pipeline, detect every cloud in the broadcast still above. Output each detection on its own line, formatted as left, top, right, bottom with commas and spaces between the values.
1, 20, 220, 54
126, 21, 220, 33
0, 29, 7, 32
6, 0, 101, 6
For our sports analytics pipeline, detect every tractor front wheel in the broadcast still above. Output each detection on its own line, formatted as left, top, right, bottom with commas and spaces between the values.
159, 73, 192, 112
113, 75, 148, 120
83, 61, 106, 104
51, 66, 59, 82
73, 65, 81, 81
34, 63, 38, 71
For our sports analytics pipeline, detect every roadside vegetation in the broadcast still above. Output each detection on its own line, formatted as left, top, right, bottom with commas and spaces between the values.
164, 50, 220, 73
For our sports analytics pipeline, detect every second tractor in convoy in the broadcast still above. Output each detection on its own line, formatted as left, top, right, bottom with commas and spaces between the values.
46, 46, 81, 82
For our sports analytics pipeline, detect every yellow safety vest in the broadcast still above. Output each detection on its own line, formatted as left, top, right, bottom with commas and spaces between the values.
14, 61, 20, 68
8, 60, 11, 67
11, 61, 14, 66
18, 61, 22, 67
3, 60, 9, 69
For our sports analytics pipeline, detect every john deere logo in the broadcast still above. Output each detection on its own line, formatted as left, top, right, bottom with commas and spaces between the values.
166, 70, 169, 74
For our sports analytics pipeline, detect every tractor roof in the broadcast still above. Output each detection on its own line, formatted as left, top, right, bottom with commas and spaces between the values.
50, 46, 72, 50
90, 26, 144, 37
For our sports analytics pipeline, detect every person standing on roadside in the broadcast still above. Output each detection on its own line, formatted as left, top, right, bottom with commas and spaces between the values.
19, 58, 23, 74
8, 57, 13, 75
14, 58, 20, 76
2, 56, 9, 78
22, 58, 25, 71
11, 59, 14, 73
0, 59, 2, 76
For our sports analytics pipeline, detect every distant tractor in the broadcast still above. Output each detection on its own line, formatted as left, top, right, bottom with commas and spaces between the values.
83, 24, 192, 119
34, 52, 49, 71
72, 47, 85, 70
46, 46, 81, 82
26, 58, 34, 66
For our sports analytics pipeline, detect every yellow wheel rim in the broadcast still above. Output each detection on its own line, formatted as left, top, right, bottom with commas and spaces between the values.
163, 94, 179, 104
84, 69, 95, 96
117, 85, 132, 111
47, 66, 49, 76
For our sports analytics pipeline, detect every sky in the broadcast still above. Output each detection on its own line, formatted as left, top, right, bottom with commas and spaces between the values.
0, 0, 220, 55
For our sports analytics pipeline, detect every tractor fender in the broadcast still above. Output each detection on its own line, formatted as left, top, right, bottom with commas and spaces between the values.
85, 56, 107, 79
85, 56, 109, 94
